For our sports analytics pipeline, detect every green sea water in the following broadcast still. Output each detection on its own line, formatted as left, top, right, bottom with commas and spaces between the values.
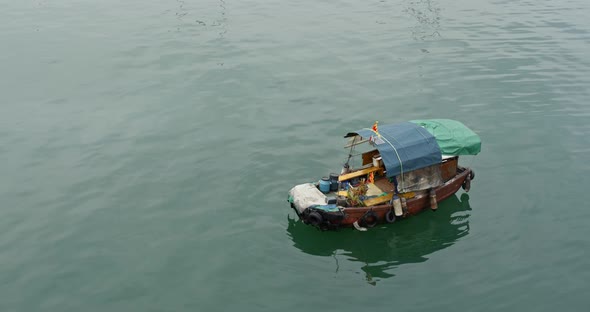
2, 0, 590, 311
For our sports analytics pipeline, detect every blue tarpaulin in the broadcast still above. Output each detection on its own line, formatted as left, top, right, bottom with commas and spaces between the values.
346, 122, 442, 177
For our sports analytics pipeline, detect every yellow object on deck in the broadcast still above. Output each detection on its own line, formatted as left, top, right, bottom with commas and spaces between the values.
338, 166, 381, 182
362, 193, 394, 207
365, 183, 383, 196
399, 192, 416, 199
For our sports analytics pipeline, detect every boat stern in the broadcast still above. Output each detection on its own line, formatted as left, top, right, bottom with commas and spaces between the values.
287, 183, 345, 230
287, 183, 326, 216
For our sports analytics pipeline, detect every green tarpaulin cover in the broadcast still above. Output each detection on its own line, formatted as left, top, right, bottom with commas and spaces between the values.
410, 119, 481, 155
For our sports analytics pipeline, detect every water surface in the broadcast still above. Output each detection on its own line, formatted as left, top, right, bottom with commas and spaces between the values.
1, 0, 590, 311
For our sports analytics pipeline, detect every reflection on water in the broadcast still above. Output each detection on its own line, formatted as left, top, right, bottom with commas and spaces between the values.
175, 0, 188, 20
170, 0, 227, 39
218, 0, 228, 38
287, 193, 471, 285
404, 0, 441, 40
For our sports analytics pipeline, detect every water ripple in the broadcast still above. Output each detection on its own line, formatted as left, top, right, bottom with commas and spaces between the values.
2, 0, 590, 311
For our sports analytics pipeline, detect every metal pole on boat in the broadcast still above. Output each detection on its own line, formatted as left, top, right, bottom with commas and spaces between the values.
344, 136, 357, 169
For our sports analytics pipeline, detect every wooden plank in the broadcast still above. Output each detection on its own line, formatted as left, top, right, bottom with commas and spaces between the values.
338, 166, 380, 182
365, 183, 383, 196
363, 193, 393, 207
373, 178, 395, 193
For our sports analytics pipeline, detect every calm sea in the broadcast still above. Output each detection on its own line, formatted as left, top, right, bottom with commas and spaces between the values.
2, 0, 590, 311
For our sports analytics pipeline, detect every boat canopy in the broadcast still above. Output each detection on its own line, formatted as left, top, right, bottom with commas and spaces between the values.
345, 122, 442, 177
410, 119, 481, 155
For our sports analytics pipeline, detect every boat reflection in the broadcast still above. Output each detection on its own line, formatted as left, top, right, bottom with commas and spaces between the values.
287, 193, 471, 285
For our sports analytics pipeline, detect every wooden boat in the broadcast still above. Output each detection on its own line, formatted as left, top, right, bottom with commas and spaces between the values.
288, 119, 481, 231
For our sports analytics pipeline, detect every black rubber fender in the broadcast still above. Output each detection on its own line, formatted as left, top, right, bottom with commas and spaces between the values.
385, 210, 396, 223
359, 211, 378, 228
307, 211, 323, 227
462, 178, 471, 192
469, 169, 475, 181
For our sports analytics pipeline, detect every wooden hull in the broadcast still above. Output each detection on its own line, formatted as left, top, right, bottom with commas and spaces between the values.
294, 167, 473, 230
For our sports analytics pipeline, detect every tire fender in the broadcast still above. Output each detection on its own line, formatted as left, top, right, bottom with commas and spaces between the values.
360, 211, 378, 228
385, 210, 396, 223
307, 211, 323, 227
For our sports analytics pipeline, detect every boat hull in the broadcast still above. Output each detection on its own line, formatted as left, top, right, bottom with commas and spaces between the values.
292, 167, 473, 230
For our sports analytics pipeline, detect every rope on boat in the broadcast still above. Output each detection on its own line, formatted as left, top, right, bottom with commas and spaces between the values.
363, 128, 405, 190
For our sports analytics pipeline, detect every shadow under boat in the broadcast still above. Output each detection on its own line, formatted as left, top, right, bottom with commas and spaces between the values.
286, 193, 472, 284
